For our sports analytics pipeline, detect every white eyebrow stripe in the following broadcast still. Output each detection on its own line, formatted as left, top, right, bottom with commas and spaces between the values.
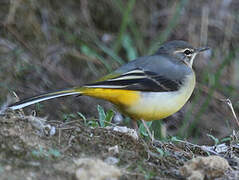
173, 48, 194, 54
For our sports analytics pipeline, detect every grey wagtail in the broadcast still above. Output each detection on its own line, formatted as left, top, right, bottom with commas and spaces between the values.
8, 40, 209, 134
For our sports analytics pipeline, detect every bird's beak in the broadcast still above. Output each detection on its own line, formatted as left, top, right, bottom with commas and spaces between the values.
196, 47, 210, 53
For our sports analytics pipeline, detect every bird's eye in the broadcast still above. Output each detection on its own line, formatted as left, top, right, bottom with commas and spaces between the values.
184, 49, 192, 55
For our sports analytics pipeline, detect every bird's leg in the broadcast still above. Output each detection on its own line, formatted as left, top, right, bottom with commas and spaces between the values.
132, 120, 154, 142
131, 120, 141, 140
132, 120, 138, 130
141, 120, 154, 142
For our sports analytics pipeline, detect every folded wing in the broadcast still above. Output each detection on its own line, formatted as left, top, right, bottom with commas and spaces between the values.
85, 68, 183, 92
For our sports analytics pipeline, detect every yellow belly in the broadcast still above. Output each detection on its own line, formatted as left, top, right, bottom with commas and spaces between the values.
81, 88, 140, 107
81, 73, 196, 121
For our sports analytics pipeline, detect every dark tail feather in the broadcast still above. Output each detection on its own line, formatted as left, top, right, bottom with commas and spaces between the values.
8, 88, 81, 110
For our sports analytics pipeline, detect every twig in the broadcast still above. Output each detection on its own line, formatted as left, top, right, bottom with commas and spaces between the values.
3, 24, 36, 56
173, 138, 219, 155
221, 98, 239, 128
61, 135, 75, 153
4, 0, 22, 25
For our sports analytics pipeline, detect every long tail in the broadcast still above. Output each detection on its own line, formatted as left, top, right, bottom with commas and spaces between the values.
8, 88, 82, 110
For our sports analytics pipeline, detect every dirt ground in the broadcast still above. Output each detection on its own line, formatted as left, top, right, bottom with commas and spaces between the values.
0, 0, 238, 143
0, 111, 239, 180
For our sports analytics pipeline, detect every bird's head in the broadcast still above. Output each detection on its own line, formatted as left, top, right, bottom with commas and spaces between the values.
156, 40, 210, 67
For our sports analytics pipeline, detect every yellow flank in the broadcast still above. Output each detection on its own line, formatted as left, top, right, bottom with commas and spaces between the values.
80, 88, 140, 107
77, 72, 195, 121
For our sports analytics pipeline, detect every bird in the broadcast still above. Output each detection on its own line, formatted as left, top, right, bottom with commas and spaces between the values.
8, 40, 209, 139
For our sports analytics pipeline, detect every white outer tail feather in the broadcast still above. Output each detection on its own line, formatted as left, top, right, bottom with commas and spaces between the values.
9, 91, 80, 110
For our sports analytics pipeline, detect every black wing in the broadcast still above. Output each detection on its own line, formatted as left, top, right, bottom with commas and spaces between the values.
85, 68, 183, 92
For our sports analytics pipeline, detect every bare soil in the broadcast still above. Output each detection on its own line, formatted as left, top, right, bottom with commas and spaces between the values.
0, 112, 238, 180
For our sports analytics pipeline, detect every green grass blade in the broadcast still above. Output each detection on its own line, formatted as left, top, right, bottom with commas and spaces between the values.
114, 0, 136, 53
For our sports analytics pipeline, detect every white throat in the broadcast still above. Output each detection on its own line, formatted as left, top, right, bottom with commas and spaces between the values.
189, 53, 197, 67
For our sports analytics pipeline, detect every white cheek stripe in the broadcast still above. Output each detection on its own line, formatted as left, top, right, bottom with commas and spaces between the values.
190, 53, 197, 67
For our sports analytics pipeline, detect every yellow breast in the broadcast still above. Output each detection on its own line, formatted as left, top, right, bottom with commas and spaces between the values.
126, 72, 196, 121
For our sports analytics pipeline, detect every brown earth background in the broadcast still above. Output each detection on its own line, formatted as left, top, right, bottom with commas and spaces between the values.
0, 0, 239, 179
